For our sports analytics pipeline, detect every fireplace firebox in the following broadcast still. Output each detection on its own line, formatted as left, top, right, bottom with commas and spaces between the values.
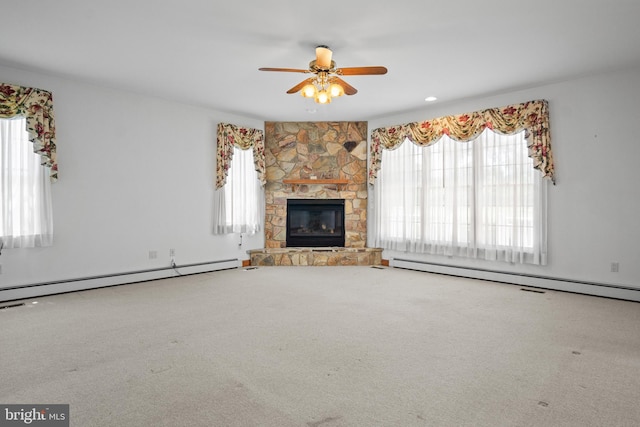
286, 199, 345, 247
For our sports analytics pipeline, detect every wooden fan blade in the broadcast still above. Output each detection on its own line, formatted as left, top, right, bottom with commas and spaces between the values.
259, 67, 310, 73
286, 78, 314, 94
330, 76, 357, 95
337, 66, 388, 75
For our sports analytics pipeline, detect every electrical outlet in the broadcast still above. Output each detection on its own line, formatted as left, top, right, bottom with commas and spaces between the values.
149, 250, 158, 259
611, 262, 619, 273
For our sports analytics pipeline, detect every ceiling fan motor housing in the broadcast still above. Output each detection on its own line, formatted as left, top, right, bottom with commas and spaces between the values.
310, 59, 336, 72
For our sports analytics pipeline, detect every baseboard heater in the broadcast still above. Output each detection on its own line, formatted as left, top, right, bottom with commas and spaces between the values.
0, 259, 239, 303
391, 258, 640, 303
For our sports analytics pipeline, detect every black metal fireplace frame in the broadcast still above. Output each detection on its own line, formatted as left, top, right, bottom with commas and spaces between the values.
286, 199, 345, 247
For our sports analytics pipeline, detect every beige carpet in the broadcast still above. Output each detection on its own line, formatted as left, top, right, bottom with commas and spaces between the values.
1, 266, 639, 426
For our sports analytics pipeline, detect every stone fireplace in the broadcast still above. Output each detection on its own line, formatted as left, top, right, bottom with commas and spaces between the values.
263, 121, 368, 249
250, 121, 381, 266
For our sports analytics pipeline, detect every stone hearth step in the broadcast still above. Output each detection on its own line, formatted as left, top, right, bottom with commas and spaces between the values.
248, 247, 382, 267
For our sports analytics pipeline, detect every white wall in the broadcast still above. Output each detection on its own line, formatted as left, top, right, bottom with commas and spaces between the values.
3, 63, 639, 296
0, 64, 264, 290
368, 65, 640, 290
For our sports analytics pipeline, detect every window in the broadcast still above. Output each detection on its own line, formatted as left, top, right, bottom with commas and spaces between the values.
213, 146, 263, 235
0, 117, 54, 248
373, 129, 547, 265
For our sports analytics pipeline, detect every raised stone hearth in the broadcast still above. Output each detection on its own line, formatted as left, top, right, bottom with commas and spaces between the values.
248, 247, 382, 267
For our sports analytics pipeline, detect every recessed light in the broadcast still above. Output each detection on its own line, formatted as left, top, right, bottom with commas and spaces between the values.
425, 96, 438, 102
306, 108, 317, 114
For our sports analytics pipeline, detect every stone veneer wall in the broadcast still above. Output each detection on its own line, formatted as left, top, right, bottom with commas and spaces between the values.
264, 121, 368, 248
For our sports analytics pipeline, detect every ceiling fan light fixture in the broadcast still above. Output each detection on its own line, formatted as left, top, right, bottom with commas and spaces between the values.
315, 90, 331, 104
329, 83, 344, 97
301, 84, 317, 98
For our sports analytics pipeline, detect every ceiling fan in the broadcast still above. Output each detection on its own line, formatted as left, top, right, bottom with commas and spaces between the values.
258, 45, 388, 104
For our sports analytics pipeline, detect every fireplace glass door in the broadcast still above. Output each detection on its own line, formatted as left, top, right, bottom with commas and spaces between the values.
286, 199, 345, 247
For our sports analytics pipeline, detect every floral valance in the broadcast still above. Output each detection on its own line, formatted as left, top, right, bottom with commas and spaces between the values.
216, 122, 265, 189
369, 99, 554, 184
0, 83, 58, 181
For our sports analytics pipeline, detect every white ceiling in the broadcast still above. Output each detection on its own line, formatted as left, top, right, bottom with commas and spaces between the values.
2, 0, 640, 123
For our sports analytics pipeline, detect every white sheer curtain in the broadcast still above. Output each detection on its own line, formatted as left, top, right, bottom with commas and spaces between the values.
373, 129, 547, 265
213, 145, 263, 235
0, 117, 53, 248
